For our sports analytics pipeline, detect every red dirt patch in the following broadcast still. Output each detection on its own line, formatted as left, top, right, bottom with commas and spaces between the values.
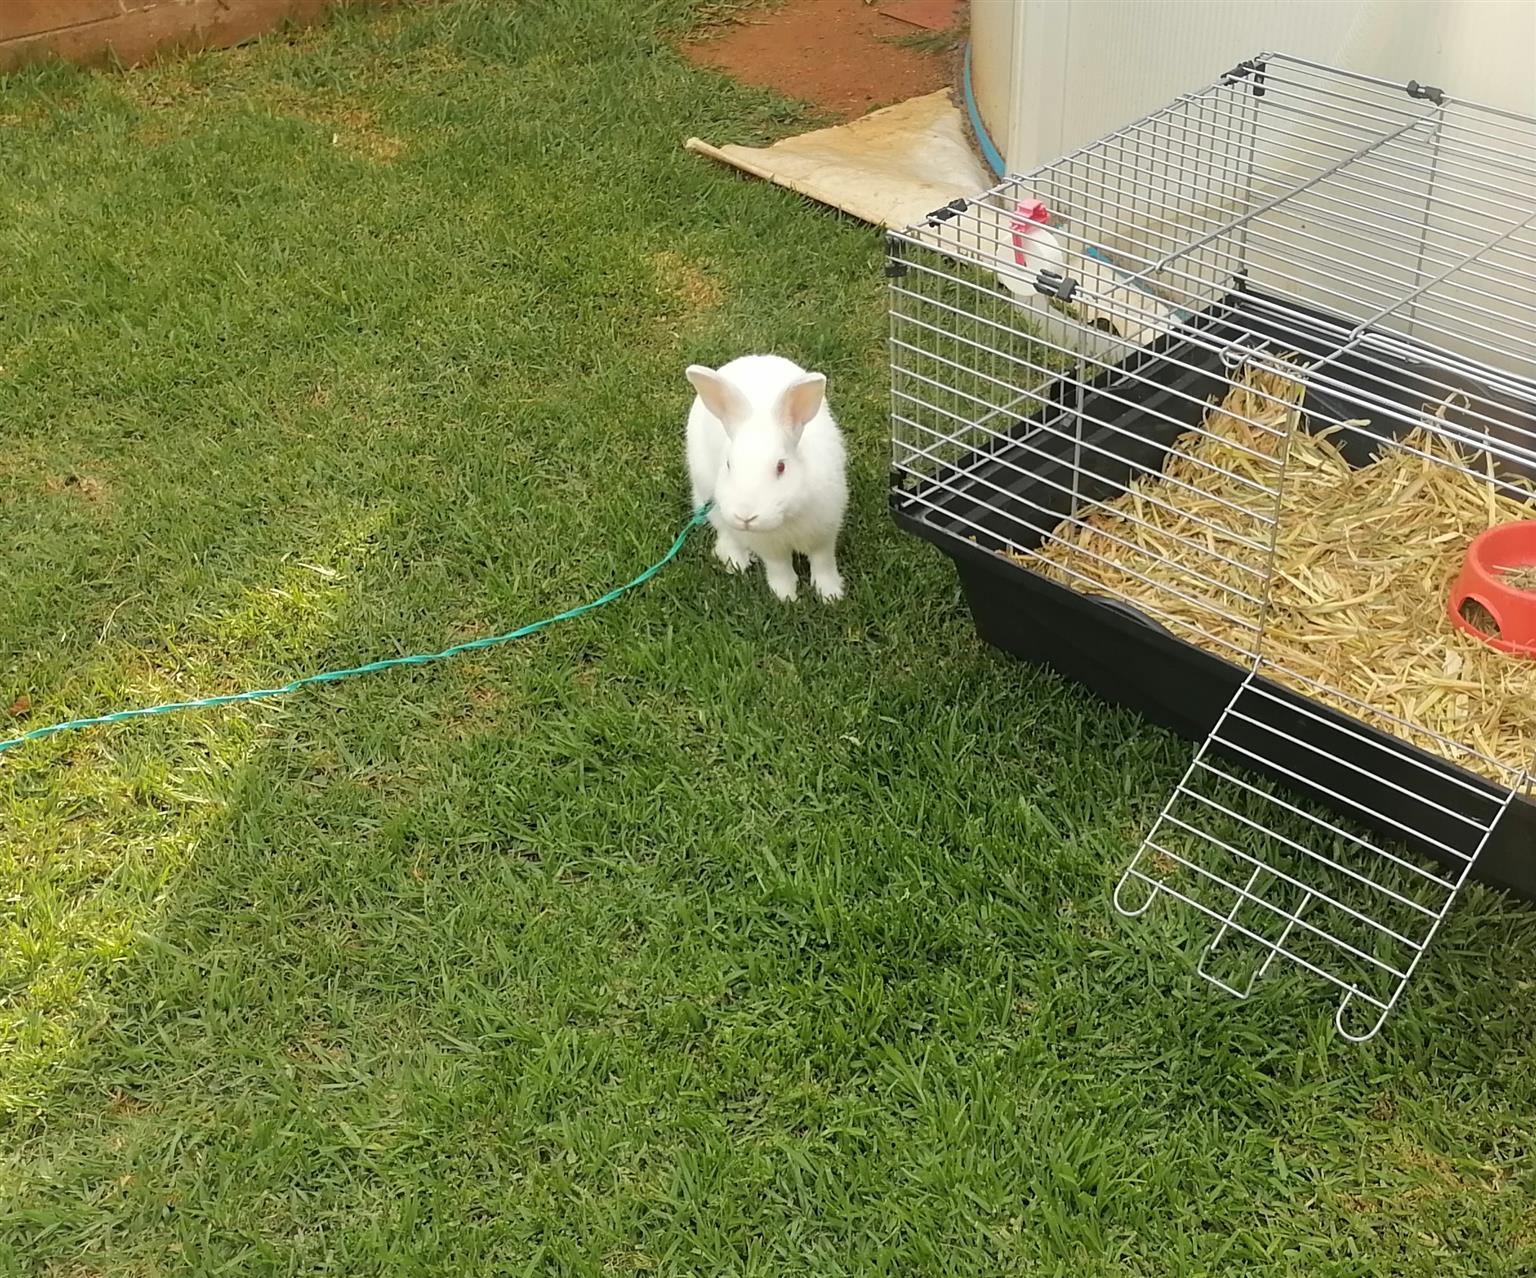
681, 0, 954, 122
877, 0, 963, 33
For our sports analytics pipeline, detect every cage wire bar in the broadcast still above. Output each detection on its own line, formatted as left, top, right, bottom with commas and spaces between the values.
887, 52, 1536, 1039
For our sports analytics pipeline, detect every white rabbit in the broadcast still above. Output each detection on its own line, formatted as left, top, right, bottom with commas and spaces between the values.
685, 354, 848, 603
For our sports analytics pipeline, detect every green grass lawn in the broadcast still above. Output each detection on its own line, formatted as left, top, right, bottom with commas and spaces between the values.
2, 2, 1535, 1272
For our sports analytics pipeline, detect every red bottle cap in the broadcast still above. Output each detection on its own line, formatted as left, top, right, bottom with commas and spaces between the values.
1010, 199, 1052, 265
1011, 199, 1050, 230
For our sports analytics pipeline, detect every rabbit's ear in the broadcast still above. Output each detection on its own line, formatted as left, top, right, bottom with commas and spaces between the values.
687, 365, 751, 433
775, 372, 826, 445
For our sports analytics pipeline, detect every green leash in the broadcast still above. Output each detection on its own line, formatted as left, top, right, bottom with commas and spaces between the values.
0, 504, 712, 759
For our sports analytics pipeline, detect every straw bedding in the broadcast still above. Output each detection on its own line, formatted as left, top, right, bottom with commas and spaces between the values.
1021, 363, 1536, 782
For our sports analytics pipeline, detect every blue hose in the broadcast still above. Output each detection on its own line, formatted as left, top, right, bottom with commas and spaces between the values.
962, 40, 1006, 179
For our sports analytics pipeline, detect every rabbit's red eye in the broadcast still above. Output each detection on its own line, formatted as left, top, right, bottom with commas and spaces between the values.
776, 460, 786, 476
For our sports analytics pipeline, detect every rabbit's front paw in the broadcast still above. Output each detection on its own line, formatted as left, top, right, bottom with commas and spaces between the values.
764, 559, 799, 603
812, 571, 844, 602
809, 549, 843, 602
714, 536, 753, 574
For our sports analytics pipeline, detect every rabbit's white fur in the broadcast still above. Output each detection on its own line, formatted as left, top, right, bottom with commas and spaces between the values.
685, 354, 848, 602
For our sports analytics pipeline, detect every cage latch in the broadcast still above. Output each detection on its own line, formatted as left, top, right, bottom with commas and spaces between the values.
1406, 80, 1446, 106
888, 468, 918, 505
1223, 57, 1267, 97
924, 198, 969, 226
1033, 270, 1078, 302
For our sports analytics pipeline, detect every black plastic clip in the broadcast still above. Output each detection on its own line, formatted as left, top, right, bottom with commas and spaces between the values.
1034, 271, 1078, 303
924, 198, 968, 225
884, 233, 907, 277
1406, 79, 1446, 105
1223, 57, 1267, 97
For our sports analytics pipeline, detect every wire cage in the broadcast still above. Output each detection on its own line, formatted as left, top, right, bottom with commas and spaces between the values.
886, 53, 1536, 1040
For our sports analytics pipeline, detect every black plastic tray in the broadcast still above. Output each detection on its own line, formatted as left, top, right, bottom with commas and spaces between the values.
892, 290, 1536, 901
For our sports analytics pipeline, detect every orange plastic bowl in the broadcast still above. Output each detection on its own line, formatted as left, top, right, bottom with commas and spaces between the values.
1448, 520, 1536, 656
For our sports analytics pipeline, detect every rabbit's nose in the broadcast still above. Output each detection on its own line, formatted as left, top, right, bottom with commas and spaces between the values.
735, 512, 758, 529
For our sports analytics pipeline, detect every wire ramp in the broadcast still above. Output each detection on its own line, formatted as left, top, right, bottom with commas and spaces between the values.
1114, 671, 1518, 1041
